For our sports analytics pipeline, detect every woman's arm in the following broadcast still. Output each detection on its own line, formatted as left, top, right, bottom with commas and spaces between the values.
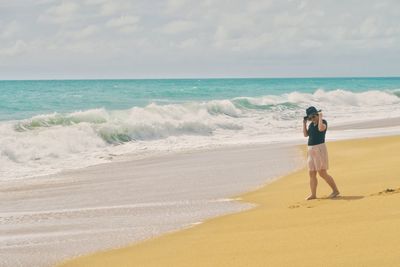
318, 112, 327, 132
303, 119, 308, 137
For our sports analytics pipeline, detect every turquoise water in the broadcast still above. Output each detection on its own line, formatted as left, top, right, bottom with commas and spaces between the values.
1, 77, 400, 180
1, 77, 400, 121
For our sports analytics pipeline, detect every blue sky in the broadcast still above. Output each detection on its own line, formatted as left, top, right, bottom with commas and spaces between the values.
1, 0, 399, 79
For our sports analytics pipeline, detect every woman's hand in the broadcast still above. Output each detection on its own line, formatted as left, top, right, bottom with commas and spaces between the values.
317, 112, 326, 132
303, 118, 308, 137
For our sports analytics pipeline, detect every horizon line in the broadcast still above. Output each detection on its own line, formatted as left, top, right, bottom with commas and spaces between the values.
1, 75, 400, 82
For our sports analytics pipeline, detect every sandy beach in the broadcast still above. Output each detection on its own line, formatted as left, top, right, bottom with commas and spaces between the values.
57, 134, 400, 267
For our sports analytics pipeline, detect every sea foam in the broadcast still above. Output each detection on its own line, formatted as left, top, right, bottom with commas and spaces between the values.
1, 89, 399, 180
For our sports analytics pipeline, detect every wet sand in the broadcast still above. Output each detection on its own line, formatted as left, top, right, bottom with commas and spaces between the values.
58, 135, 400, 267
0, 143, 302, 267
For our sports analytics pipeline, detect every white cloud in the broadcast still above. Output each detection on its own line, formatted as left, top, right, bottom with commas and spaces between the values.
161, 20, 195, 34
246, 1, 272, 13
177, 38, 197, 48
0, 40, 27, 56
359, 17, 379, 38
300, 39, 323, 49
99, 2, 120, 15
84, 0, 107, 4
64, 25, 100, 39
1, 0, 400, 78
84, 0, 121, 16
0, 20, 20, 39
165, 0, 188, 13
38, 2, 80, 24
106, 15, 140, 33
106, 15, 139, 28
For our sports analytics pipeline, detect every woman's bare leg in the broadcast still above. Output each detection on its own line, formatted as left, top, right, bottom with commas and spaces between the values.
317, 170, 340, 197
307, 170, 318, 200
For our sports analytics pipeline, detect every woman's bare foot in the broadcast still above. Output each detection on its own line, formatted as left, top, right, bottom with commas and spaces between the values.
306, 195, 317, 200
328, 191, 340, 198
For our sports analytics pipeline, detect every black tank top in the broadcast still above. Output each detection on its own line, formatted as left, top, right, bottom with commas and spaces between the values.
308, 119, 327, 146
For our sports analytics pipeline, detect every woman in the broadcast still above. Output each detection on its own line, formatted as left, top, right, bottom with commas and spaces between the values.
302, 106, 340, 200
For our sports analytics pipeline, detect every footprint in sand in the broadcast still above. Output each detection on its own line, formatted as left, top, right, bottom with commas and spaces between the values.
370, 188, 400, 196
288, 202, 315, 209
287, 195, 366, 209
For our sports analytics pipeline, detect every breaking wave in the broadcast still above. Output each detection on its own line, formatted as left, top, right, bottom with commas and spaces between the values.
1, 89, 399, 180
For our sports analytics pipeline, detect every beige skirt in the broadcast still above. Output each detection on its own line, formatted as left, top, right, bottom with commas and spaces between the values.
307, 143, 329, 171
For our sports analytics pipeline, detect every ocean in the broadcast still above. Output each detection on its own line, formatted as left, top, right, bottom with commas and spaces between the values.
1, 77, 400, 180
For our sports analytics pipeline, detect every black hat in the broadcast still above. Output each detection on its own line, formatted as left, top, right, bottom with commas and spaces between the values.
304, 106, 321, 120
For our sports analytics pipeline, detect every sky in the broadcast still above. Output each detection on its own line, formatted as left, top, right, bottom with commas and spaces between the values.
0, 0, 400, 80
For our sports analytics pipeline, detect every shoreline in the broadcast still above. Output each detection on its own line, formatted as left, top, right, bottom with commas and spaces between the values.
2, 119, 399, 267
0, 141, 302, 267
57, 134, 400, 267
0, 117, 400, 186
329, 116, 400, 130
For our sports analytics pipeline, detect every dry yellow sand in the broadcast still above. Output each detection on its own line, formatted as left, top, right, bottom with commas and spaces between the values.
58, 135, 400, 267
